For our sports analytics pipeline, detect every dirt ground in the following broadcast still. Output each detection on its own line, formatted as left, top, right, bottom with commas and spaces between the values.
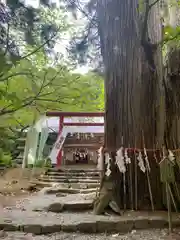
0, 168, 45, 208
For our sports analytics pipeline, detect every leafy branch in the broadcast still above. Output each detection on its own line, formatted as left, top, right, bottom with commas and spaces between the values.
0, 72, 36, 82
20, 28, 59, 60
0, 66, 82, 116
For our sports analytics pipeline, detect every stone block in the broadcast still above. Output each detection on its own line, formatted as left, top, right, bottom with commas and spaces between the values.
148, 218, 168, 229
0, 223, 19, 231
61, 223, 78, 232
80, 184, 88, 189
23, 224, 42, 234
116, 220, 134, 233
41, 224, 61, 234
56, 189, 79, 195
172, 219, 180, 228
77, 222, 96, 233
63, 202, 93, 211
46, 203, 64, 212
96, 220, 119, 233
134, 218, 149, 229
71, 183, 82, 189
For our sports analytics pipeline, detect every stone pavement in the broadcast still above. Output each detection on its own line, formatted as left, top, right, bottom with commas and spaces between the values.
1, 229, 177, 240
1, 207, 180, 235
7, 190, 96, 212
1, 167, 180, 236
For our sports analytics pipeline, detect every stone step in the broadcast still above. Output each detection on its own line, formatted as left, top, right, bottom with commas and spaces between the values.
44, 173, 100, 178
30, 181, 54, 188
1, 210, 180, 235
38, 179, 100, 188
40, 176, 99, 184
44, 187, 98, 195
47, 168, 100, 174
43, 201, 93, 212
46, 173, 100, 179
34, 182, 99, 190
20, 191, 96, 212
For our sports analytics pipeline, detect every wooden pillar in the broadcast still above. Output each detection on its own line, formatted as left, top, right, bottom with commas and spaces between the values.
56, 116, 64, 167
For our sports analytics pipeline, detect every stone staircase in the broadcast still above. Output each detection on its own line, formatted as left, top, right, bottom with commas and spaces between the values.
31, 167, 101, 213
39, 168, 101, 190
1, 167, 180, 236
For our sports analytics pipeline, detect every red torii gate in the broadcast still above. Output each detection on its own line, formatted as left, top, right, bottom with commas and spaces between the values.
46, 111, 105, 166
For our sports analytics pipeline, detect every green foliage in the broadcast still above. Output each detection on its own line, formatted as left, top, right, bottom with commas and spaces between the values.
138, 0, 145, 14
0, 128, 17, 151
163, 25, 180, 43
0, 49, 104, 159
30, 159, 52, 168
0, 0, 104, 161
3, 0, 69, 55
0, 148, 12, 167
0, 54, 104, 128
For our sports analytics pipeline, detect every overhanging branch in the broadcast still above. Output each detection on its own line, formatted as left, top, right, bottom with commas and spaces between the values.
0, 72, 35, 82
21, 28, 59, 60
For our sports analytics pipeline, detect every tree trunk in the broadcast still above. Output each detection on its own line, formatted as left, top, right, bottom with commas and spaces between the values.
163, 0, 180, 208
96, 0, 165, 210
164, 0, 180, 150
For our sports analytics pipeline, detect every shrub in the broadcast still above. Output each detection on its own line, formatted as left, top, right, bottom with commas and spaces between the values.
28, 158, 52, 168
0, 148, 12, 167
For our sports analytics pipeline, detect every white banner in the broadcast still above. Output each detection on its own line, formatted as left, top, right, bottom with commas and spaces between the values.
37, 127, 49, 162
49, 128, 68, 164
23, 126, 39, 166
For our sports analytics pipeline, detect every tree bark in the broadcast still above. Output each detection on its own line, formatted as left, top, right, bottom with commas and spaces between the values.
163, 0, 180, 208
96, 0, 165, 210
164, 0, 180, 150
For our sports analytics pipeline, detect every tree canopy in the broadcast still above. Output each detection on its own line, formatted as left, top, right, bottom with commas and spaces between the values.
0, 0, 104, 160
0, 58, 104, 127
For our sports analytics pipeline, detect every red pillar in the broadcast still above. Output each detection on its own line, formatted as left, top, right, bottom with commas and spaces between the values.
56, 116, 64, 167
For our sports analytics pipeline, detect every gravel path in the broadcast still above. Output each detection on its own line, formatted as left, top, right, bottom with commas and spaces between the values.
1, 229, 179, 240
